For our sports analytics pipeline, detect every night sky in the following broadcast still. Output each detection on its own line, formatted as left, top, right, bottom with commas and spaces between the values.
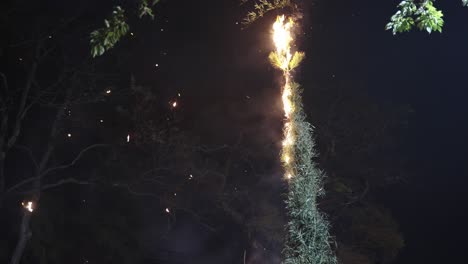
2, 0, 468, 263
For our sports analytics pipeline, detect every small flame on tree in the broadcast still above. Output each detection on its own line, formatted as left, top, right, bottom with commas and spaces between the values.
22, 201, 34, 212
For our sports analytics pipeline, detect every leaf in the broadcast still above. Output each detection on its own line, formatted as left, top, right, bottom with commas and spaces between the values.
90, 6, 129, 57
289, 51, 305, 71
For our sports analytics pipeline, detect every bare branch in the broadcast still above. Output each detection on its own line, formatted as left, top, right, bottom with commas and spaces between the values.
12, 145, 39, 173
21, 71, 69, 117
6, 41, 41, 150
5, 144, 109, 194
40, 144, 109, 177
17, 178, 93, 194
112, 183, 159, 197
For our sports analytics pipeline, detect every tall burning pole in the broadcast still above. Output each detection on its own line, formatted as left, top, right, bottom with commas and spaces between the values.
270, 15, 337, 264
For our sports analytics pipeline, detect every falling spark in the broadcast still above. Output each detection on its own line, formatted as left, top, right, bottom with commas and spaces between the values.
67, 133, 72, 138
272, 15, 300, 180
106, 89, 111, 94
22, 201, 34, 212
100, 119, 104, 123
178, 93, 181, 97
126, 134, 130, 142
165, 208, 170, 213
155, 63, 159, 67
189, 174, 193, 180
172, 101, 177, 108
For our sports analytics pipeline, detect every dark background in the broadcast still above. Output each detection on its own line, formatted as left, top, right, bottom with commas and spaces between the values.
1, 0, 468, 263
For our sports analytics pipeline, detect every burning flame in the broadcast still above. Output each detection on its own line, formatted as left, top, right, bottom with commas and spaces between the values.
273, 15, 294, 71
272, 15, 298, 181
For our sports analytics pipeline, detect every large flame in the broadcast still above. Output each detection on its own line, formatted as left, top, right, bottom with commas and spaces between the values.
273, 15, 297, 181
273, 15, 294, 71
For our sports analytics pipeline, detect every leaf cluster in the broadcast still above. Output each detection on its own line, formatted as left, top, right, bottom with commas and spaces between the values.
242, 0, 292, 25
90, 0, 161, 57
268, 51, 305, 71
138, 0, 160, 19
386, 0, 445, 35
282, 82, 337, 264
90, 6, 129, 57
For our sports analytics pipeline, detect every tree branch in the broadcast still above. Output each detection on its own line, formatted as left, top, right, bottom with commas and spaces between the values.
13, 145, 39, 173
17, 178, 93, 194
40, 143, 109, 177
5, 144, 109, 194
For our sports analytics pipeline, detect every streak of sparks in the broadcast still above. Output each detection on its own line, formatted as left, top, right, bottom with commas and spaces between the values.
272, 15, 298, 181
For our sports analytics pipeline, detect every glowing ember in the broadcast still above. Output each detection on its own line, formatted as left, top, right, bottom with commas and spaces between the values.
22, 201, 34, 212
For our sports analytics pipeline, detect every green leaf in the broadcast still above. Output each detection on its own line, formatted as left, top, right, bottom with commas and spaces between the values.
90, 6, 130, 57
387, 0, 444, 35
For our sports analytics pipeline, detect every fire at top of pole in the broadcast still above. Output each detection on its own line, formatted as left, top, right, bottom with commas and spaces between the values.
273, 15, 294, 72
271, 14, 304, 181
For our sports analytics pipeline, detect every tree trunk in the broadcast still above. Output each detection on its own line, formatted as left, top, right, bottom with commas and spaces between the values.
9, 212, 32, 264
9, 85, 72, 264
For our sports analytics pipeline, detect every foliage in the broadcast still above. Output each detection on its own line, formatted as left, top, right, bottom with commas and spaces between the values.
268, 51, 304, 71
415, 0, 444, 33
139, 0, 161, 19
386, 0, 444, 34
90, 0, 161, 57
282, 82, 337, 264
288, 52, 305, 71
386, 0, 417, 35
242, 0, 292, 25
90, 6, 129, 58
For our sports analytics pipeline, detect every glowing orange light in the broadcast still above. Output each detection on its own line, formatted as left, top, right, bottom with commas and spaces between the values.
272, 15, 300, 182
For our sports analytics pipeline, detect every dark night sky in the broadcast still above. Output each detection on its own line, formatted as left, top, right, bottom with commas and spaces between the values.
3, 0, 468, 263
301, 1, 468, 263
